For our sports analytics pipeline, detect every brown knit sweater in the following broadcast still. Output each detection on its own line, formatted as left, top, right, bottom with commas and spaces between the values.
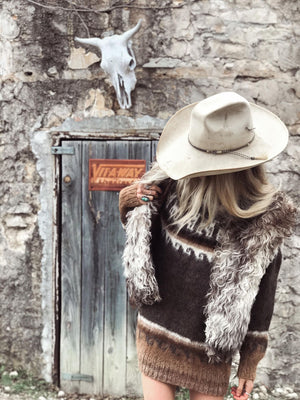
119, 182, 295, 397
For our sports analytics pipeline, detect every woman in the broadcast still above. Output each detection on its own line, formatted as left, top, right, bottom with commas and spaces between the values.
119, 92, 296, 400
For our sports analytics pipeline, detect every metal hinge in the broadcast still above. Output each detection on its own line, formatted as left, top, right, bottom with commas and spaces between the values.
61, 373, 93, 382
52, 146, 75, 155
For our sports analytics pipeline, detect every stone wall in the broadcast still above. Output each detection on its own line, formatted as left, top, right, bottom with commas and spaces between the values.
0, 0, 299, 392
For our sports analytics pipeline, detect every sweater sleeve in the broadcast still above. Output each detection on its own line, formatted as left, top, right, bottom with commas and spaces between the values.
119, 184, 141, 225
237, 249, 282, 380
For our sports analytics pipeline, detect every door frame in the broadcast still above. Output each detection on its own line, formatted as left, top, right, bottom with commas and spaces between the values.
51, 127, 161, 386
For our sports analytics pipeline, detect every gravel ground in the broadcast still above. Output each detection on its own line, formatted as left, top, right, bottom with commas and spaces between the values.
0, 384, 299, 400
224, 384, 299, 400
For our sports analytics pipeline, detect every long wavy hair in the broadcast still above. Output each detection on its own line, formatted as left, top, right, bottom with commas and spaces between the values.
140, 162, 277, 230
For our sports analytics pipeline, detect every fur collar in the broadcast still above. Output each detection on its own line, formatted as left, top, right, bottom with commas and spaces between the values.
122, 191, 297, 361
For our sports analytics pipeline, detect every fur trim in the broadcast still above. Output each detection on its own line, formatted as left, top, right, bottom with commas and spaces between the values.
204, 191, 297, 362
122, 203, 161, 306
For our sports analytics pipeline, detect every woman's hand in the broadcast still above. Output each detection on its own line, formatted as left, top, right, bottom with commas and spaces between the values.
136, 183, 162, 205
231, 378, 254, 399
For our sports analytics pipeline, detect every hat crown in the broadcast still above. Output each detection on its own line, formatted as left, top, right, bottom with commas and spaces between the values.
188, 92, 254, 152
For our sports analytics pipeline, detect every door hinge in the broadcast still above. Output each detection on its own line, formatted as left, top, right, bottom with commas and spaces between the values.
61, 373, 93, 382
52, 146, 75, 155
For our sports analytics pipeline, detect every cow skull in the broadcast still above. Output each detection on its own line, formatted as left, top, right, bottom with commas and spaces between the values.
75, 19, 142, 109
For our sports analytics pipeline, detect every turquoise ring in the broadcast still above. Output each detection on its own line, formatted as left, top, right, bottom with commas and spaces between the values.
141, 196, 150, 202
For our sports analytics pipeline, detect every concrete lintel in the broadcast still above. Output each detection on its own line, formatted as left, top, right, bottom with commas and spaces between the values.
51, 131, 161, 144
51, 115, 167, 134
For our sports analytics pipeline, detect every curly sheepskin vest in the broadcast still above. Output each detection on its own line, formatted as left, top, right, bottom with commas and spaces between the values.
122, 190, 296, 361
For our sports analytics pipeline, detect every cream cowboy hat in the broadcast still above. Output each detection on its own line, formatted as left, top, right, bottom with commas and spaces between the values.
156, 92, 289, 179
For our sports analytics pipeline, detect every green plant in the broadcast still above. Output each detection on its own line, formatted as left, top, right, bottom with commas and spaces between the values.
175, 387, 190, 400
173, 384, 238, 400
0, 365, 56, 397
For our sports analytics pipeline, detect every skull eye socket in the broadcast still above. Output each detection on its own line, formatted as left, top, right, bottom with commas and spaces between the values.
129, 58, 136, 70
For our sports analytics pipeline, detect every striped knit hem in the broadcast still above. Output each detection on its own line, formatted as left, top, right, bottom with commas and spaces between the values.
136, 317, 231, 397
138, 314, 209, 351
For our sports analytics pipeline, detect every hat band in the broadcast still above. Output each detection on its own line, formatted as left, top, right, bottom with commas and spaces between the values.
188, 131, 255, 154
187, 131, 263, 160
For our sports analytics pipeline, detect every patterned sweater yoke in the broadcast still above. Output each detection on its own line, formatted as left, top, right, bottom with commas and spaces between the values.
119, 182, 296, 397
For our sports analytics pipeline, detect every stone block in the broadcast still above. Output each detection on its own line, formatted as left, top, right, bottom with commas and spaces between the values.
0, 10, 20, 40
47, 66, 58, 77
229, 60, 277, 79
266, 0, 300, 19
5, 215, 28, 228
274, 303, 296, 319
277, 101, 300, 126
0, 40, 13, 76
191, 1, 213, 14
152, 64, 217, 81
277, 42, 300, 71
222, 8, 278, 24
161, 8, 191, 39
143, 57, 183, 68
62, 69, 93, 80
255, 41, 299, 70
72, 89, 115, 119
67, 46, 100, 70
255, 80, 280, 106
51, 20, 68, 34
293, 21, 300, 36
0, 80, 15, 102
205, 38, 249, 59
233, 80, 260, 102
183, 34, 206, 61
191, 13, 225, 34
44, 103, 73, 128
7, 203, 33, 214
246, 25, 293, 45
164, 38, 190, 59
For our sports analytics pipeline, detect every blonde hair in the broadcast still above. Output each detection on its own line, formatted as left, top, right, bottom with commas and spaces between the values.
141, 162, 276, 230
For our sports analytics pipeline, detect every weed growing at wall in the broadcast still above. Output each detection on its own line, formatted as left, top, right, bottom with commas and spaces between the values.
0, 365, 56, 397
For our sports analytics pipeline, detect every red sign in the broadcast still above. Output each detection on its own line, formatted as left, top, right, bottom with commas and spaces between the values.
89, 159, 146, 191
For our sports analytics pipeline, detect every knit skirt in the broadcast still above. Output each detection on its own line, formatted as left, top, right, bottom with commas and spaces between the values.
136, 315, 231, 397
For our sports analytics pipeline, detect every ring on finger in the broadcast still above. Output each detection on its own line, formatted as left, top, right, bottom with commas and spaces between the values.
245, 392, 251, 397
141, 196, 150, 202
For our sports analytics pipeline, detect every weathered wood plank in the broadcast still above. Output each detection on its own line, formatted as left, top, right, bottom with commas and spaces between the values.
126, 304, 141, 395
79, 141, 105, 394
60, 140, 82, 393
152, 140, 158, 162
125, 141, 152, 396
102, 141, 128, 396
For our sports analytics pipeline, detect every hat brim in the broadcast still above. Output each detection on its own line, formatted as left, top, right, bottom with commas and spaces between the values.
156, 101, 288, 179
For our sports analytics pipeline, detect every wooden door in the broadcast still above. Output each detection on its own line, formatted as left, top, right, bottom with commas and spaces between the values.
60, 139, 156, 396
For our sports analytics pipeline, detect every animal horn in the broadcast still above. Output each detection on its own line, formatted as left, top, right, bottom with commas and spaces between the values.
121, 19, 142, 43
75, 37, 103, 50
